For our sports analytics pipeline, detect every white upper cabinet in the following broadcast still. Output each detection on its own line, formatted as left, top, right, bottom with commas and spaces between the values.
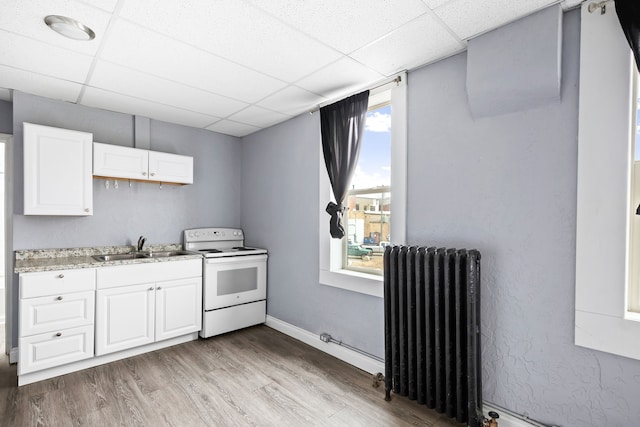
93, 142, 148, 180
148, 151, 193, 184
93, 142, 193, 185
23, 123, 93, 216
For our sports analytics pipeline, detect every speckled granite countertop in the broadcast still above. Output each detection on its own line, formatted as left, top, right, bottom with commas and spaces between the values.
15, 244, 203, 273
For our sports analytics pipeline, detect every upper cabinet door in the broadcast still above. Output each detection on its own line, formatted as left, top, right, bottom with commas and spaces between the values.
23, 123, 93, 216
148, 151, 193, 184
93, 142, 149, 180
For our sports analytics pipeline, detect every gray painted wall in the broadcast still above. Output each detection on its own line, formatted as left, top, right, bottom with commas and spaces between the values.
10, 91, 242, 347
0, 100, 12, 134
241, 10, 640, 426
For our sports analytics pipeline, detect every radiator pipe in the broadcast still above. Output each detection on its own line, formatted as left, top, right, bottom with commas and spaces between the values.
484, 401, 558, 427
319, 333, 384, 363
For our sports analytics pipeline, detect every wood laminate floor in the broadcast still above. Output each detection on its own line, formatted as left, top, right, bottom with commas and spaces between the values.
0, 326, 463, 427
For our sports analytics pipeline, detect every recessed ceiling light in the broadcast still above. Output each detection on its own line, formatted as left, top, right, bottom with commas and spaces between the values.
44, 15, 95, 41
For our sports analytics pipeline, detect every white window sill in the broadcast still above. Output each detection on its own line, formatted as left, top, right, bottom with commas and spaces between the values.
319, 268, 383, 298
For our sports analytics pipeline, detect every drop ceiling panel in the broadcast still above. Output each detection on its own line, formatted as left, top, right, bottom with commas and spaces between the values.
89, 61, 248, 118
257, 86, 327, 117
100, 19, 288, 103
352, 13, 465, 76
296, 57, 385, 101
421, 0, 453, 8
82, 87, 220, 129
118, 0, 342, 82
77, 0, 119, 12
248, 0, 430, 54
0, 65, 82, 102
0, 0, 112, 56
433, 0, 557, 40
0, 30, 93, 83
206, 120, 262, 138
228, 106, 290, 128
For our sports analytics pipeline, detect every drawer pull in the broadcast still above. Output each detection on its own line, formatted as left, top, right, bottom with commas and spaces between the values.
56, 296, 63, 301
148, 287, 154, 291
156, 286, 161, 290
57, 274, 64, 279
55, 332, 62, 337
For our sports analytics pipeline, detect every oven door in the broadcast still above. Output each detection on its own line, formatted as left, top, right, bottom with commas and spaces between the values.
204, 254, 267, 310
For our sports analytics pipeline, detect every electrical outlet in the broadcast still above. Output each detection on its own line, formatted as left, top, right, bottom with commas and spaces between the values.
320, 333, 331, 343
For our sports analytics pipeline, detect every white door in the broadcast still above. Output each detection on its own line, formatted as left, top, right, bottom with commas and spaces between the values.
155, 277, 202, 341
148, 151, 193, 184
93, 142, 149, 180
23, 123, 93, 215
95, 283, 155, 355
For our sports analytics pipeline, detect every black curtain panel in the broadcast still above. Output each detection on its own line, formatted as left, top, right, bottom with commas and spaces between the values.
615, 0, 640, 71
320, 90, 370, 239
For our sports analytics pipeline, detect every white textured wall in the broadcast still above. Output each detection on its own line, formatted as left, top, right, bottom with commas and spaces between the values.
407, 10, 640, 426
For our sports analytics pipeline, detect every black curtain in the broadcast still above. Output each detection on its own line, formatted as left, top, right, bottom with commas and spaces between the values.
616, 0, 640, 71
320, 90, 370, 239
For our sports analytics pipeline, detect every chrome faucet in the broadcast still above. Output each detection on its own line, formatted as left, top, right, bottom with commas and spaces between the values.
137, 236, 147, 252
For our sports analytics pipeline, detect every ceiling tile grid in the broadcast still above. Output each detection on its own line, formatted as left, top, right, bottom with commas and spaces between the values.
0, 0, 575, 137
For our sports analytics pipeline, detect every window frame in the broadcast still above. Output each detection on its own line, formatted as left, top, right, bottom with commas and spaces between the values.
319, 74, 407, 298
574, 2, 640, 360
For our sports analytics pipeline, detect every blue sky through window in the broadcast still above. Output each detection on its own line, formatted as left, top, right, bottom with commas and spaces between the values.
351, 104, 391, 190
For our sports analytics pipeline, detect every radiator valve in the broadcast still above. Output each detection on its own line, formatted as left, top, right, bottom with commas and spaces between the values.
484, 411, 499, 427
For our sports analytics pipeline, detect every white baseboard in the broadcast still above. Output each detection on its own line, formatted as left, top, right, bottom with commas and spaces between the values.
265, 315, 384, 375
265, 316, 539, 427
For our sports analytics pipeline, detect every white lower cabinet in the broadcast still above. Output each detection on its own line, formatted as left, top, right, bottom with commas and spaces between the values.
95, 277, 202, 355
95, 283, 155, 355
17, 259, 202, 385
18, 268, 96, 376
95, 260, 202, 356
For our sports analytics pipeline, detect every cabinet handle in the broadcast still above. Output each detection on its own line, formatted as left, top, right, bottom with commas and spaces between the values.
150, 172, 155, 177
156, 286, 161, 290
57, 274, 64, 279
56, 296, 63, 301
148, 287, 154, 291
84, 208, 90, 212
142, 172, 147, 176
55, 332, 62, 337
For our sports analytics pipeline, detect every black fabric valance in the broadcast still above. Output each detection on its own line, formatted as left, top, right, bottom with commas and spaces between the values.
615, 0, 640, 71
320, 91, 369, 239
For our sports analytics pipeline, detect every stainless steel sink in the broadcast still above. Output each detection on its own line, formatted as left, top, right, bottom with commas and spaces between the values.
142, 250, 194, 258
92, 253, 150, 262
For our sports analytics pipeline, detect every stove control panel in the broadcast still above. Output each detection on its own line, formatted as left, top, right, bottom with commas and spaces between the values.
184, 227, 243, 242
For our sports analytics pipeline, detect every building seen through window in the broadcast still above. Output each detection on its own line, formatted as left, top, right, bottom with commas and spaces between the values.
343, 101, 391, 275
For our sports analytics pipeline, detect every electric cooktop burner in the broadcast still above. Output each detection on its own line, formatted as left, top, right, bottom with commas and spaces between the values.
183, 228, 267, 258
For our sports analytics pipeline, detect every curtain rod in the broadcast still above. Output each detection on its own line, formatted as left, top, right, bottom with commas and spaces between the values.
309, 74, 403, 115
587, 0, 613, 14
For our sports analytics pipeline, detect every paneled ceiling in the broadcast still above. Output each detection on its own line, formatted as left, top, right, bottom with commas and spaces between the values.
0, 0, 584, 137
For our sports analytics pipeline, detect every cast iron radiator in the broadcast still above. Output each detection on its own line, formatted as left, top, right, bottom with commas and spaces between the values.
383, 246, 483, 427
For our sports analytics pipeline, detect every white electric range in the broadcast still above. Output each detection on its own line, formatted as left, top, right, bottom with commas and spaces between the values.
184, 227, 268, 338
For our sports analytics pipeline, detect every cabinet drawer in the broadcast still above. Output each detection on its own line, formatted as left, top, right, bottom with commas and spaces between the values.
18, 325, 94, 375
97, 259, 201, 289
20, 269, 96, 298
20, 291, 94, 337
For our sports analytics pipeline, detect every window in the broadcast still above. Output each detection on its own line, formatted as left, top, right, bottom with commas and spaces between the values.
319, 74, 407, 297
629, 71, 640, 315
575, 3, 640, 360
343, 100, 391, 276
